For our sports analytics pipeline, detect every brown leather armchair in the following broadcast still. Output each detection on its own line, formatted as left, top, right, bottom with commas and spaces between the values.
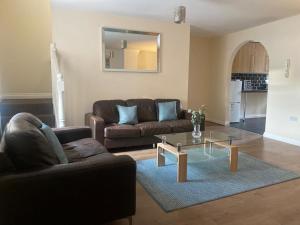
0, 113, 136, 225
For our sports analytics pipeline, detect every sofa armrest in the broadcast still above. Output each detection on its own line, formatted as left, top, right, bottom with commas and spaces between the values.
180, 109, 192, 120
53, 126, 92, 144
0, 154, 136, 225
85, 113, 105, 144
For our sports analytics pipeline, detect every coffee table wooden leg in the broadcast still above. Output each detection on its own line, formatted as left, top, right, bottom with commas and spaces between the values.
157, 146, 165, 167
177, 154, 187, 182
229, 146, 238, 172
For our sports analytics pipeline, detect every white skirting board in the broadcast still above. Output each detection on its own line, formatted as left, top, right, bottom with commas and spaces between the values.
0, 93, 52, 100
206, 118, 227, 126
264, 132, 300, 147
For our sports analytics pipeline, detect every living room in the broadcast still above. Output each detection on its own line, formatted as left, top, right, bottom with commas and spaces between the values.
1, 0, 300, 225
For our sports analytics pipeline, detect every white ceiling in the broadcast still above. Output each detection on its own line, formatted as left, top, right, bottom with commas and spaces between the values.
51, 0, 300, 35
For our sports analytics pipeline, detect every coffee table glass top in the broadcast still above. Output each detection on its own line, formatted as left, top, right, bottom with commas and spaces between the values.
155, 130, 241, 147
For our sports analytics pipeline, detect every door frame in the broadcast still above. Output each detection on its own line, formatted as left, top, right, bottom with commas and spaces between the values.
226, 41, 270, 132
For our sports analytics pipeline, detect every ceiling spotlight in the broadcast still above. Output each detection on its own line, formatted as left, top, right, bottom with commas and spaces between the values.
174, 6, 186, 24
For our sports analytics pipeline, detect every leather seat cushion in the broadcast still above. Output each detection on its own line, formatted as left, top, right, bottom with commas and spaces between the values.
63, 138, 107, 163
161, 119, 193, 132
135, 121, 171, 137
126, 99, 157, 122
93, 100, 126, 124
104, 124, 141, 138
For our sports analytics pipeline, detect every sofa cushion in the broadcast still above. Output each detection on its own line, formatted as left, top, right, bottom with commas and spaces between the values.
105, 124, 141, 138
158, 101, 177, 122
161, 119, 193, 132
93, 100, 126, 124
117, 105, 138, 125
126, 99, 157, 122
0, 151, 15, 174
155, 99, 181, 119
41, 123, 68, 164
0, 132, 16, 173
2, 113, 60, 170
135, 121, 171, 137
63, 138, 107, 163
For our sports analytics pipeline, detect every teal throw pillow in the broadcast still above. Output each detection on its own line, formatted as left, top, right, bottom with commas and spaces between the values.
117, 105, 138, 125
41, 123, 68, 164
158, 101, 177, 122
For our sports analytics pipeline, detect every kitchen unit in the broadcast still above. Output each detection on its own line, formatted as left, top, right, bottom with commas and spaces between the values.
230, 41, 268, 135
230, 77, 267, 121
232, 41, 269, 74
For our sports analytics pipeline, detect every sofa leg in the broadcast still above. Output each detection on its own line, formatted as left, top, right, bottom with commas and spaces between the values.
128, 216, 133, 225
153, 143, 157, 148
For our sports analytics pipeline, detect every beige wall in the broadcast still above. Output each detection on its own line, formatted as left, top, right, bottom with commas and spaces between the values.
0, 0, 52, 97
188, 35, 213, 116
209, 14, 300, 143
2, 1, 299, 145
52, 8, 190, 126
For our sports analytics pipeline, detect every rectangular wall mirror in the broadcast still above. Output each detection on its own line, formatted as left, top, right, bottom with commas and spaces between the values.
102, 27, 160, 72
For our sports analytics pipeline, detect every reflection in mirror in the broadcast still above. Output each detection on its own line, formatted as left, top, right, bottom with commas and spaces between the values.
102, 28, 160, 72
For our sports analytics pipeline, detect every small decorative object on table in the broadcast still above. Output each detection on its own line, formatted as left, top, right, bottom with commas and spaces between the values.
188, 105, 206, 138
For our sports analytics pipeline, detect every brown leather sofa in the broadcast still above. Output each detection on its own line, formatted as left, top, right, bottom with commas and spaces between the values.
85, 99, 193, 149
0, 113, 136, 225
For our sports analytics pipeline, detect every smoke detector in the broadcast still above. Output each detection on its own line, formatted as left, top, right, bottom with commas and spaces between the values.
174, 6, 186, 24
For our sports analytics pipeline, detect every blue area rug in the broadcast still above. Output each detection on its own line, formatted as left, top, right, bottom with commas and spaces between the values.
137, 147, 300, 212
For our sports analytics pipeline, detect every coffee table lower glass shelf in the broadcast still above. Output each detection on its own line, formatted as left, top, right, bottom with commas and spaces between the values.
155, 131, 240, 183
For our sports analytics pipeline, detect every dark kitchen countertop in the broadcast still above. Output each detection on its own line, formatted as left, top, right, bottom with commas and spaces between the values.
242, 90, 268, 93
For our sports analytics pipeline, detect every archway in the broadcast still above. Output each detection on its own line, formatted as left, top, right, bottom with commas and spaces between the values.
228, 41, 269, 135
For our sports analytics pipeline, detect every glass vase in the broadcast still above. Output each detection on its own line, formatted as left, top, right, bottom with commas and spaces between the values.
192, 124, 201, 138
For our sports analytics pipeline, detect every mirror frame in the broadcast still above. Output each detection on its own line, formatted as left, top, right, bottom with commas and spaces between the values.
102, 27, 161, 73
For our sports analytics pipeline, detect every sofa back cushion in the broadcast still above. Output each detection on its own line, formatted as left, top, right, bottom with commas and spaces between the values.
1, 113, 60, 170
155, 99, 181, 119
0, 149, 15, 174
126, 99, 157, 122
93, 100, 126, 124
40, 123, 69, 164
0, 130, 15, 174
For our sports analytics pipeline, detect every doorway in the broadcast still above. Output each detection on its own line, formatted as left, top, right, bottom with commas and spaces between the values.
229, 41, 269, 135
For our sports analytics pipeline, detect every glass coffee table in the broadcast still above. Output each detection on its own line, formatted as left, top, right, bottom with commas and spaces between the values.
155, 131, 241, 182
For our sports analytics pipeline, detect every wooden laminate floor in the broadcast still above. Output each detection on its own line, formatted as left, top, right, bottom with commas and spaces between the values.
110, 125, 300, 225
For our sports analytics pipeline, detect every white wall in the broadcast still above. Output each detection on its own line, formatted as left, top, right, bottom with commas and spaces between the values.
52, 8, 190, 126
209, 14, 300, 143
52, 6, 300, 146
0, 0, 52, 98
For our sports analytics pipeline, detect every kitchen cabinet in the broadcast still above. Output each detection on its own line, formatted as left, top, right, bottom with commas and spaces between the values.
232, 42, 269, 74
